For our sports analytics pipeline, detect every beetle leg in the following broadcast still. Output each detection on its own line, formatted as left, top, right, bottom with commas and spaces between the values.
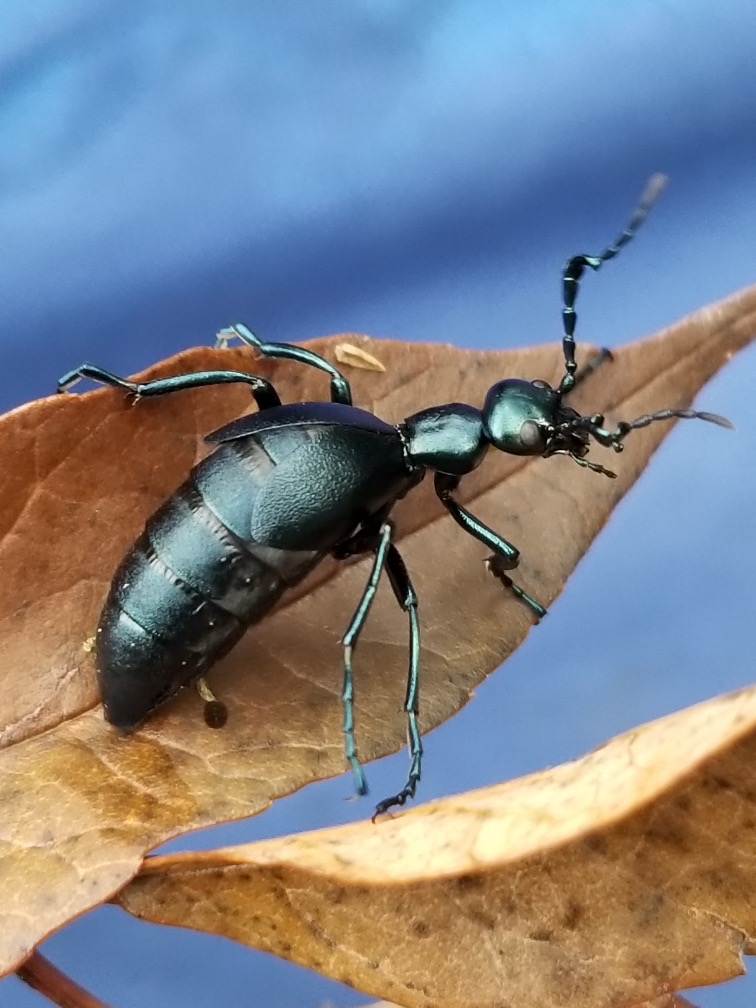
216, 322, 354, 406
57, 363, 139, 396
331, 506, 392, 560
372, 543, 422, 820
338, 521, 395, 798
434, 472, 546, 620
336, 520, 424, 817
485, 556, 546, 617
57, 365, 282, 412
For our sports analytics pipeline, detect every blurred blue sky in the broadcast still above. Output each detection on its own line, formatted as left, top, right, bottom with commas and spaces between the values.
3, 3, 756, 1008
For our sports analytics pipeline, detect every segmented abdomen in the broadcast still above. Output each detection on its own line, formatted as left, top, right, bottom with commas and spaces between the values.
96, 436, 323, 729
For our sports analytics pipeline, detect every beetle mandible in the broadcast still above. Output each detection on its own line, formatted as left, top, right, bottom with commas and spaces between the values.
59, 175, 730, 817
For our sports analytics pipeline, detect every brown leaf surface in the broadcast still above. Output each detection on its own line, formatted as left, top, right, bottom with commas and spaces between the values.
0, 285, 754, 974
120, 687, 756, 1008
358, 993, 700, 1008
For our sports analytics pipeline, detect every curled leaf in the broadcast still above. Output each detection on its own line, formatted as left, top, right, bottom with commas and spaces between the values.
120, 687, 756, 1008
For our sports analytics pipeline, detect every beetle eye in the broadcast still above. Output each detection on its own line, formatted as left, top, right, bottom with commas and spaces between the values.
519, 419, 546, 451
531, 379, 549, 389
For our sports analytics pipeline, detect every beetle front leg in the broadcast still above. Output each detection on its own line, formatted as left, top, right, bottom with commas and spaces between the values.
434, 473, 546, 620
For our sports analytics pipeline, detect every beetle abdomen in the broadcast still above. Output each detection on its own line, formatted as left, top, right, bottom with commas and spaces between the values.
96, 438, 323, 730
96, 415, 416, 731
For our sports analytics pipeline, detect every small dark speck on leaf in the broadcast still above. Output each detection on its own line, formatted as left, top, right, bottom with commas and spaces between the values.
582, 834, 609, 856
529, 928, 554, 943
563, 900, 584, 930
455, 873, 484, 891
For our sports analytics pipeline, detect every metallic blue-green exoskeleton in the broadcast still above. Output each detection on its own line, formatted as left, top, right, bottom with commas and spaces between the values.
58, 175, 730, 817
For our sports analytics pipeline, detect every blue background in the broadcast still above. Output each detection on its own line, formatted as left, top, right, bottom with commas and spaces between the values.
2, 3, 755, 1007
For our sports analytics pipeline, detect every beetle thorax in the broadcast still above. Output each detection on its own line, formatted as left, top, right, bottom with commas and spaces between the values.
400, 403, 488, 476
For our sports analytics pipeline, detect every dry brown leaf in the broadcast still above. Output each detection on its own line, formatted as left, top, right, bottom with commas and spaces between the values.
0, 285, 754, 974
120, 687, 756, 1008
644, 997, 700, 1008
335, 339, 387, 371
369, 1001, 702, 1008
368, 995, 700, 1008
376, 1002, 698, 1008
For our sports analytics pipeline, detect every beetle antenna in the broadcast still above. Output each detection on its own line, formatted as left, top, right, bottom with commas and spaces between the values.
558, 173, 668, 398
589, 408, 733, 449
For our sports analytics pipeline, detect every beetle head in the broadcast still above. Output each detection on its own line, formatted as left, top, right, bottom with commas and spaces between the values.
482, 377, 603, 468
482, 377, 731, 479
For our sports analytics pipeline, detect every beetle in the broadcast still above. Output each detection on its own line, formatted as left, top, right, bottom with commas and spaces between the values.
59, 175, 730, 817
